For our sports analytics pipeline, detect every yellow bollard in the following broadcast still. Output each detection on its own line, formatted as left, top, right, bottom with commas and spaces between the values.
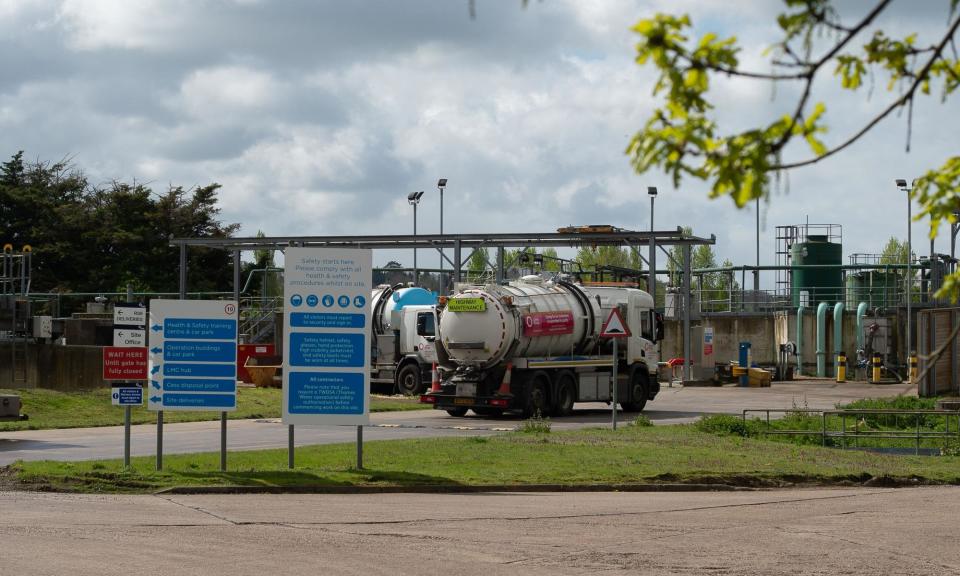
836, 353, 846, 383
909, 354, 918, 383
871, 352, 882, 383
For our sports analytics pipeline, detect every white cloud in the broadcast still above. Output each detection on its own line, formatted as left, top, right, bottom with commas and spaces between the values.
177, 66, 279, 119
55, 0, 186, 51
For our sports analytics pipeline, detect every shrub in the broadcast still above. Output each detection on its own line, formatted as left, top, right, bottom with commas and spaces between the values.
519, 413, 551, 434
695, 414, 760, 437
630, 414, 653, 427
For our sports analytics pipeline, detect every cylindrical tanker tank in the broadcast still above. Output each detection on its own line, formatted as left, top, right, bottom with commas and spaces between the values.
439, 277, 650, 369
370, 284, 437, 334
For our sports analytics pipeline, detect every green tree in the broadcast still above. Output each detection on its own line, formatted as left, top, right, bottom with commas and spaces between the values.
575, 245, 636, 281
627, 1, 960, 302
879, 236, 911, 265
467, 246, 490, 282
0, 152, 238, 298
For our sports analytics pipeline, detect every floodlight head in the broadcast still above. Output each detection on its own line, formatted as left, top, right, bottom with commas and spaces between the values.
438, 178, 447, 188
407, 191, 424, 204
895, 179, 907, 188
647, 186, 658, 196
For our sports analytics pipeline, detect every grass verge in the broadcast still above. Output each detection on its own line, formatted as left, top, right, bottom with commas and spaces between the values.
0, 387, 427, 432
4, 423, 959, 493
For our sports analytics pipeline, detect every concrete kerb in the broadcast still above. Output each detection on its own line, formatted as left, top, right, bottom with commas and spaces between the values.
155, 483, 755, 495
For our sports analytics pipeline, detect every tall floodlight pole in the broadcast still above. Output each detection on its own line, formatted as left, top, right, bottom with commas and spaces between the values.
648, 187, 658, 299
896, 179, 912, 363
438, 178, 447, 294
755, 197, 760, 293
408, 191, 424, 285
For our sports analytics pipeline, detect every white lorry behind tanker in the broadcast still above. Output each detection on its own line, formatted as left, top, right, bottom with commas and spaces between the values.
370, 284, 439, 395
421, 276, 663, 416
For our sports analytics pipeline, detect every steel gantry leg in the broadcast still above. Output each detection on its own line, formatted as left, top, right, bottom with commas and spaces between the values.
682, 244, 692, 382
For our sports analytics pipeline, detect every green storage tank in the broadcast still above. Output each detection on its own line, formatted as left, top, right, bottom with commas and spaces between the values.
791, 235, 842, 307
845, 273, 863, 309
866, 270, 901, 308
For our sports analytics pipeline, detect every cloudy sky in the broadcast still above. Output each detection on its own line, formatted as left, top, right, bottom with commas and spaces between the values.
1, 0, 957, 283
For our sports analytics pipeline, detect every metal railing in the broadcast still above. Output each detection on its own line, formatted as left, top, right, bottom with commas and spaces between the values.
742, 408, 960, 455
693, 282, 935, 314
238, 296, 282, 343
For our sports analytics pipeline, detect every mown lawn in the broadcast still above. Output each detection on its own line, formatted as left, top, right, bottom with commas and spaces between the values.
0, 387, 428, 432
6, 423, 959, 493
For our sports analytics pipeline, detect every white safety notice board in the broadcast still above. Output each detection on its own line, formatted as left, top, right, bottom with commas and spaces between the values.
282, 247, 371, 426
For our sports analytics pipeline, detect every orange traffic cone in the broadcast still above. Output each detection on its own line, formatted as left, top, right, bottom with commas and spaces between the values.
430, 363, 441, 392
496, 362, 513, 395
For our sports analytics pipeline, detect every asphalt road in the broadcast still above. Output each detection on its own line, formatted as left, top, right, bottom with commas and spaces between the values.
2, 486, 958, 575
0, 379, 913, 464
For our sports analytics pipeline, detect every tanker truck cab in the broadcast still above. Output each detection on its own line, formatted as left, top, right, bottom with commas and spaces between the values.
369, 285, 438, 396
422, 278, 661, 417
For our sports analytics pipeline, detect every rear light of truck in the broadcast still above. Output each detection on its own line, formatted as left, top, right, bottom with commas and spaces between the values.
419, 395, 437, 404
489, 398, 509, 408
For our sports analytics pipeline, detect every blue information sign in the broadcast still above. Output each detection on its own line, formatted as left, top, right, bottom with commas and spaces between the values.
112, 387, 143, 406
289, 333, 365, 367
148, 300, 238, 412
288, 372, 364, 414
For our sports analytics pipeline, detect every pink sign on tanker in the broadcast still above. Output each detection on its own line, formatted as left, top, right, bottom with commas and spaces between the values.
522, 311, 575, 336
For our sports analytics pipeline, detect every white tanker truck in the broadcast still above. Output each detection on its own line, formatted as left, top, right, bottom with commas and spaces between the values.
421, 276, 663, 417
370, 284, 439, 395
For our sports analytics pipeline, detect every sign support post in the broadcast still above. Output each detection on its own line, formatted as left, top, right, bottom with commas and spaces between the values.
148, 299, 238, 472
288, 425, 295, 469
124, 406, 131, 467
612, 338, 619, 430
357, 425, 363, 470
282, 247, 372, 469
600, 308, 631, 431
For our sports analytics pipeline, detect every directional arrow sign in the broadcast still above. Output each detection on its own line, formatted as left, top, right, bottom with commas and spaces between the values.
113, 328, 145, 347
148, 299, 238, 412
114, 306, 146, 326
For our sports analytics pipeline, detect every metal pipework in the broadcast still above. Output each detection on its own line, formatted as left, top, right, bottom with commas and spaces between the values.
856, 302, 868, 351
796, 304, 806, 376
816, 302, 828, 377
833, 302, 844, 378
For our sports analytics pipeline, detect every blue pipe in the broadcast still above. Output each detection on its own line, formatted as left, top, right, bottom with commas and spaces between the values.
816, 302, 828, 377
856, 302, 868, 351
833, 302, 844, 377
796, 304, 806, 376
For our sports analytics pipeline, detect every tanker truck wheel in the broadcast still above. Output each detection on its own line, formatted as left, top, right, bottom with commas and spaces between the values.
396, 363, 425, 396
446, 407, 468, 417
620, 369, 648, 412
523, 372, 551, 418
552, 372, 576, 417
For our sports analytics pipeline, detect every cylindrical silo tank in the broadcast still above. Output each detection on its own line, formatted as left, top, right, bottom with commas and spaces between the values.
791, 235, 842, 307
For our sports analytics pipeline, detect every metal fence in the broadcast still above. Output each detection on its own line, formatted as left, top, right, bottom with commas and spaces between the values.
742, 408, 960, 455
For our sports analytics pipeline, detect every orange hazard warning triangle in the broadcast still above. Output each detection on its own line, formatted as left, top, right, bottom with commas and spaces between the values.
600, 308, 631, 338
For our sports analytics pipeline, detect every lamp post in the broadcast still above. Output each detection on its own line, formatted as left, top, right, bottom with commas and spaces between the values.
407, 191, 424, 285
896, 179, 913, 361
647, 186, 657, 300
438, 178, 447, 294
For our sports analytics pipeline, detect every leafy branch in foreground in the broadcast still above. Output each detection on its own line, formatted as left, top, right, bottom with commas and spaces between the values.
626, 0, 960, 301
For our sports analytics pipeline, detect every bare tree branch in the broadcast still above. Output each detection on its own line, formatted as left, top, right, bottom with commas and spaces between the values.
773, 11, 960, 171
